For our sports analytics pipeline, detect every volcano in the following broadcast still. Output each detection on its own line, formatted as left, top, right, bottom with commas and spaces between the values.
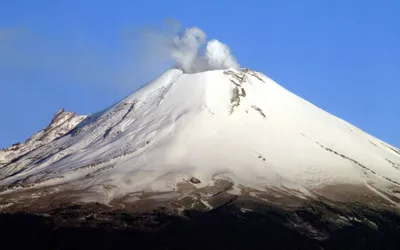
1, 68, 400, 249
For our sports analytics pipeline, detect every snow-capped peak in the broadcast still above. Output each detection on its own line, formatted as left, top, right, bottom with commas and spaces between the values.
1, 68, 400, 211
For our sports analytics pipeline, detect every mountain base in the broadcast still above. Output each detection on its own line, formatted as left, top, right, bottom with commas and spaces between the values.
1, 199, 400, 250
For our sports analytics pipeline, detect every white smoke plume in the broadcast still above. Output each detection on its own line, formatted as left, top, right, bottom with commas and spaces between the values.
169, 27, 240, 73
170, 27, 206, 73
205, 39, 239, 71
0, 23, 240, 96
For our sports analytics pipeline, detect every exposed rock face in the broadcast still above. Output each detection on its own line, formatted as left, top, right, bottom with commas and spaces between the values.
0, 109, 86, 166
189, 177, 201, 184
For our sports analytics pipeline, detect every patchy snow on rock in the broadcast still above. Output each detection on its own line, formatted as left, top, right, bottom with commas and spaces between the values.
0, 109, 86, 167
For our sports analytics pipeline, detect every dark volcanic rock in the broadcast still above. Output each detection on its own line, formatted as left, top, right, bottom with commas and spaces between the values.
1, 200, 400, 250
189, 177, 201, 184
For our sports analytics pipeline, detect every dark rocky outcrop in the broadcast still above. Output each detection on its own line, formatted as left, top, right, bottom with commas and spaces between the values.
1, 199, 400, 250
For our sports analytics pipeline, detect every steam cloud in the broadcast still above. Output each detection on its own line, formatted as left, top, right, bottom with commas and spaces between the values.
169, 27, 240, 73
0, 23, 240, 94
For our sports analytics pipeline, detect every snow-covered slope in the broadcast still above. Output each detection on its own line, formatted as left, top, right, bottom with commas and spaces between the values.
1, 68, 400, 210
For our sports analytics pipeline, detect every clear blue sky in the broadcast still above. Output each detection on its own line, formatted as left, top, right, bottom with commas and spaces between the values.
1, 0, 399, 148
